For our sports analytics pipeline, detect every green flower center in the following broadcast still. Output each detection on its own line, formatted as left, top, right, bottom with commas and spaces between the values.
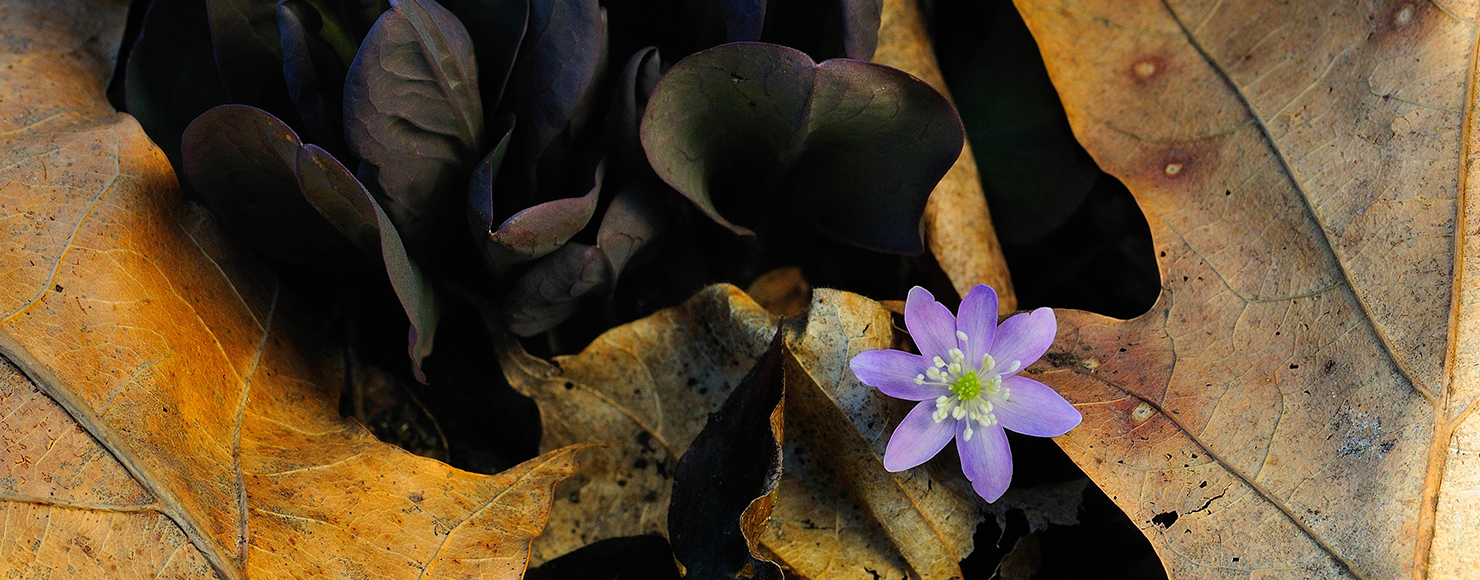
951, 372, 981, 400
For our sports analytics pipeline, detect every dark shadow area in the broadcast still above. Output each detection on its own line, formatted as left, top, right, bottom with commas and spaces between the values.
932, 0, 1165, 577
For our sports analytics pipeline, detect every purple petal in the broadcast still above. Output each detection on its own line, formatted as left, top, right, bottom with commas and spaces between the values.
883, 400, 956, 472
851, 350, 952, 401
996, 375, 1082, 437
988, 307, 1056, 375
905, 286, 959, 361
956, 284, 998, 368
957, 421, 1012, 503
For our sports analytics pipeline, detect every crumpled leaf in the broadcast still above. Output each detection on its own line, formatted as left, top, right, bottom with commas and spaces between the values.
0, 5, 580, 576
497, 285, 983, 579
784, 289, 982, 580
344, 0, 483, 250
503, 0, 604, 177
596, 181, 669, 282
472, 148, 606, 275
125, 0, 230, 174
669, 331, 787, 580
745, 266, 811, 319
297, 144, 439, 382
1012, 0, 1480, 576
761, 436, 912, 580
277, 0, 350, 155
437, 0, 528, 116
495, 285, 778, 565
502, 243, 613, 336
873, 0, 1014, 309
640, 42, 963, 256
181, 104, 358, 267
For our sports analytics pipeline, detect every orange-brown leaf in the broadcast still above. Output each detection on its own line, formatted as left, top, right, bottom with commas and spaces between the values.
0, 3, 578, 578
1012, 0, 1480, 577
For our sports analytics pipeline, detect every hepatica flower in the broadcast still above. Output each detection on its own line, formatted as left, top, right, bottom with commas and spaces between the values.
850, 284, 1081, 502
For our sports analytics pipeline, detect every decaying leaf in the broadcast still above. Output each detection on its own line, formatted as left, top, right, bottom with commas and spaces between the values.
1012, 0, 1480, 577
874, 0, 1015, 312
0, 4, 579, 577
760, 436, 913, 580
497, 284, 986, 579
669, 331, 787, 580
784, 289, 983, 580
495, 285, 778, 564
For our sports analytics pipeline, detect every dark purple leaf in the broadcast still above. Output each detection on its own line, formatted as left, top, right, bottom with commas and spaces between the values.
343, 0, 483, 250
596, 181, 669, 281
605, 47, 662, 176
501, 244, 612, 336
760, 0, 879, 61
436, 0, 529, 116
837, 0, 881, 60
470, 142, 606, 275
668, 330, 786, 580
278, 0, 349, 155
640, 42, 962, 255
503, 0, 604, 177
181, 104, 357, 266
688, 0, 765, 47
125, 0, 230, 174
206, 0, 293, 110
297, 144, 441, 382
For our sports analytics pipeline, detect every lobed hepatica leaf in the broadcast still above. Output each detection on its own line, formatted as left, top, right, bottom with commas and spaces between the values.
596, 181, 670, 282
297, 144, 440, 383
1007, 0, 1480, 577
181, 104, 359, 268
437, 0, 529, 116
495, 285, 981, 579
687, 0, 766, 48
668, 331, 787, 580
502, 0, 604, 176
277, 0, 351, 156
0, 4, 581, 577
125, 0, 231, 175
605, 47, 663, 176
469, 118, 605, 276
205, 0, 293, 110
640, 42, 962, 256
343, 0, 483, 251
500, 243, 613, 336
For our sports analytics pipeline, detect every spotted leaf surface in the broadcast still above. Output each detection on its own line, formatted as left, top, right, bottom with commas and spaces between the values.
1014, 0, 1480, 577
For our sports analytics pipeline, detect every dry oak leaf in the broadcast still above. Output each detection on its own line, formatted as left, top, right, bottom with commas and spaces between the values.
874, 0, 1016, 313
498, 285, 983, 580
0, 2, 580, 578
1014, 0, 1480, 578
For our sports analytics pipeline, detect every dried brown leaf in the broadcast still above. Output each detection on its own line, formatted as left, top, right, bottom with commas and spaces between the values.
874, 0, 1016, 312
0, 3, 579, 577
1013, 0, 1480, 577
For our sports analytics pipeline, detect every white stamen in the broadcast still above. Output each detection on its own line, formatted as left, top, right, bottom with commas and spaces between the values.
949, 362, 962, 375
1002, 388, 1010, 401
926, 367, 942, 381
957, 331, 969, 342
914, 374, 925, 385
1008, 360, 1021, 373
949, 348, 964, 362
978, 414, 992, 427
963, 425, 974, 441
984, 354, 996, 370
933, 409, 946, 423
934, 356, 947, 368
952, 406, 967, 420
936, 395, 951, 407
